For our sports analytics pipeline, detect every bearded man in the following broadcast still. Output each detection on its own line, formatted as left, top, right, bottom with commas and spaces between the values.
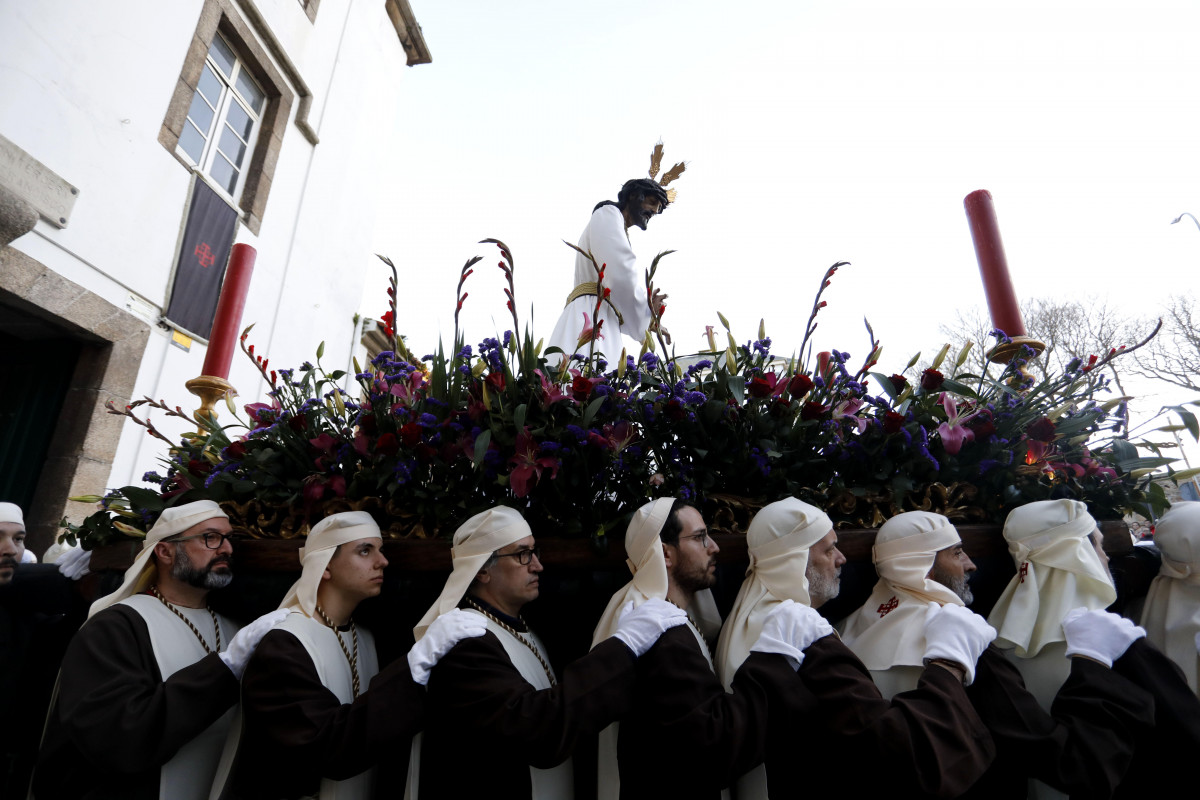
36, 500, 286, 800
415, 505, 686, 799
594, 498, 831, 800
842, 509, 1159, 800
547, 176, 673, 365
714, 499, 996, 799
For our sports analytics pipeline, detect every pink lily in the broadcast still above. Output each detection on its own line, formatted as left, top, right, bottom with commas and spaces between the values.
388, 370, 427, 407
831, 397, 869, 433
508, 428, 559, 497
937, 392, 975, 455
575, 311, 604, 350
534, 369, 569, 405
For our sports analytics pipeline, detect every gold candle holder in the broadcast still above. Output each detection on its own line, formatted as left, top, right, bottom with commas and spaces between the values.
185, 375, 236, 433
986, 335, 1045, 387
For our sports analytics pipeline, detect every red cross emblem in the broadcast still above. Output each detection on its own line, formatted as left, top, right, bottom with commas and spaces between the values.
877, 596, 899, 617
1018, 561, 1029, 584
194, 242, 215, 268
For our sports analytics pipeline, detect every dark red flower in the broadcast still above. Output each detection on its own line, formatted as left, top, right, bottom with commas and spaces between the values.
787, 373, 814, 398
224, 441, 247, 459
967, 411, 996, 439
665, 398, 686, 421
800, 401, 827, 421
1027, 417, 1057, 442
882, 411, 905, 434
288, 414, 308, 432
920, 369, 944, 392
572, 374, 595, 401
375, 432, 400, 456
358, 414, 377, 434
328, 475, 347, 497
748, 376, 773, 398
187, 459, 212, 476
400, 422, 423, 448
888, 374, 908, 393
485, 371, 506, 392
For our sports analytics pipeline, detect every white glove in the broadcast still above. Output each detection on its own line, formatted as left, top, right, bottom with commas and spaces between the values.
612, 598, 687, 657
220, 609, 291, 679
408, 608, 488, 685
55, 546, 92, 580
1062, 607, 1145, 667
21, 549, 36, 563
750, 599, 835, 671
922, 603, 996, 685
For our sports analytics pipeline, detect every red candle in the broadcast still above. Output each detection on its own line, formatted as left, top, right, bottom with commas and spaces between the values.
963, 190, 1026, 338
201, 243, 257, 379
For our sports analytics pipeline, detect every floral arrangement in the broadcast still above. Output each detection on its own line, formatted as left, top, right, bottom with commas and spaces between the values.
63, 243, 1198, 549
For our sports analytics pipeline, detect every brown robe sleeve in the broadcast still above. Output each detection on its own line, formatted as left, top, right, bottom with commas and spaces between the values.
785, 633, 995, 799
34, 604, 239, 798
964, 645, 1154, 799
618, 626, 798, 800
231, 627, 425, 797
1111, 638, 1200, 799
419, 631, 636, 799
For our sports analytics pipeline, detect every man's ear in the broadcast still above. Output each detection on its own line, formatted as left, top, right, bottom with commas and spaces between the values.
321, 567, 332, 583
475, 569, 491, 585
153, 542, 176, 569
662, 543, 675, 570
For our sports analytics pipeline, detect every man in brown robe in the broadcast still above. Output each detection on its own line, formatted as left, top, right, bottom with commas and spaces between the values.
35, 500, 286, 800
415, 504, 688, 800
223, 511, 483, 799
714, 498, 998, 799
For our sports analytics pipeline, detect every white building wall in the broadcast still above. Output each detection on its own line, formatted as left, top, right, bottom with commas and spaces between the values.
0, 0, 423, 490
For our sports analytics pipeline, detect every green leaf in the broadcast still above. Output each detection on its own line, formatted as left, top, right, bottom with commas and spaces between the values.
939, 378, 979, 399
513, 404, 527, 432
121, 486, 166, 513
582, 396, 606, 427
473, 429, 492, 467
329, 370, 346, 381
1110, 438, 1138, 464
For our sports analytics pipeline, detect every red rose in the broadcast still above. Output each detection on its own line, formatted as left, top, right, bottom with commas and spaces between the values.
187, 459, 212, 476
748, 376, 773, 398
1027, 417, 1057, 442
400, 422, 423, 447
224, 441, 247, 459
920, 369, 944, 391
358, 414, 377, 434
882, 411, 905, 434
288, 414, 308, 432
375, 432, 400, 456
888, 374, 908, 393
665, 398, 686, 421
787, 374, 814, 398
572, 375, 594, 401
800, 401, 827, 421
485, 372, 506, 392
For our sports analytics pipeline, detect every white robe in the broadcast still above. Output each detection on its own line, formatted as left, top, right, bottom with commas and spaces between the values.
547, 204, 651, 366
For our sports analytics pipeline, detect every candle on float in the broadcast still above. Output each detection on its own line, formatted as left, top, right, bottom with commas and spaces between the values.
201, 243, 257, 379
963, 190, 1026, 338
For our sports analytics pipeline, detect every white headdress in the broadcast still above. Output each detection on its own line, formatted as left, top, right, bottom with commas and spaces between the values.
278, 511, 382, 616
1140, 501, 1200, 692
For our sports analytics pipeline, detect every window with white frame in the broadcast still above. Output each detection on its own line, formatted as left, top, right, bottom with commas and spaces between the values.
176, 33, 266, 201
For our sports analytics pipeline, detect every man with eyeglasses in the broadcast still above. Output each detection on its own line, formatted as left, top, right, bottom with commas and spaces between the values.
35, 500, 287, 800
412, 505, 687, 799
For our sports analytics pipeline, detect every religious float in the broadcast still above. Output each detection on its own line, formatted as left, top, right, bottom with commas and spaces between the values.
64, 190, 1197, 661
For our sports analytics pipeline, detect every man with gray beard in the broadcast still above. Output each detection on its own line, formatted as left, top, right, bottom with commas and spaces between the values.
36, 500, 287, 800
715, 500, 997, 799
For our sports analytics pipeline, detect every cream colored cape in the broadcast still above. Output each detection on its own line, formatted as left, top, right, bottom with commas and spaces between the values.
988, 499, 1116, 658
1141, 501, 1200, 693
839, 511, 964, 670
715, 498, 833, 691
89, 500, 228, 618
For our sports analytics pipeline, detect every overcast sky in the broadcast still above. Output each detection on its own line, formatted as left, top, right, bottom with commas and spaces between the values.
366, 0, 1200, 465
